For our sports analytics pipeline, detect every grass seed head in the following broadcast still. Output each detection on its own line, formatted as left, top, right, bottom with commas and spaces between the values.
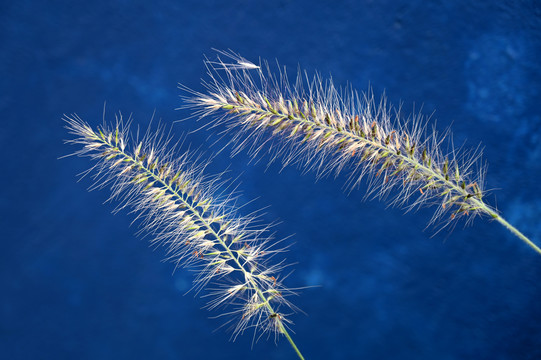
181, 51, 493, 230
64, 113, 299, 341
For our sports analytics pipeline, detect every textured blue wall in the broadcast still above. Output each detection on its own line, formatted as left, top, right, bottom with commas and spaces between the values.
1, 1, 541, 359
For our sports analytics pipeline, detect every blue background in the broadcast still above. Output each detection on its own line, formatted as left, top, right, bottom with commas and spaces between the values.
2, 1, 541, 359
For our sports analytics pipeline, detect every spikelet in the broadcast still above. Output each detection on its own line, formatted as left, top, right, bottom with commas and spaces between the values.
182, 51, 541, 255
63, 113, 304, 352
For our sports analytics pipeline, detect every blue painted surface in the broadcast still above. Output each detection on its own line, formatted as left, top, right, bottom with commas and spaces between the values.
1, 1, 541, 359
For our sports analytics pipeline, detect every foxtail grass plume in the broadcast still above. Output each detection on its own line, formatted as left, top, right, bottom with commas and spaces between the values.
64, 114, 305, 359
182, 50, 541, 255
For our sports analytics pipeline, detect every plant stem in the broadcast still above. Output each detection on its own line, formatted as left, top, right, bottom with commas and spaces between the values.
282, 327, 305, 360
493, 214, 541, 255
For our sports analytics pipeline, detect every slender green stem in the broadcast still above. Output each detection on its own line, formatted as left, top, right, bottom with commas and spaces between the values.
282, 327, 305, 360
493, 214, 541, 255
467, 197, 541, 254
